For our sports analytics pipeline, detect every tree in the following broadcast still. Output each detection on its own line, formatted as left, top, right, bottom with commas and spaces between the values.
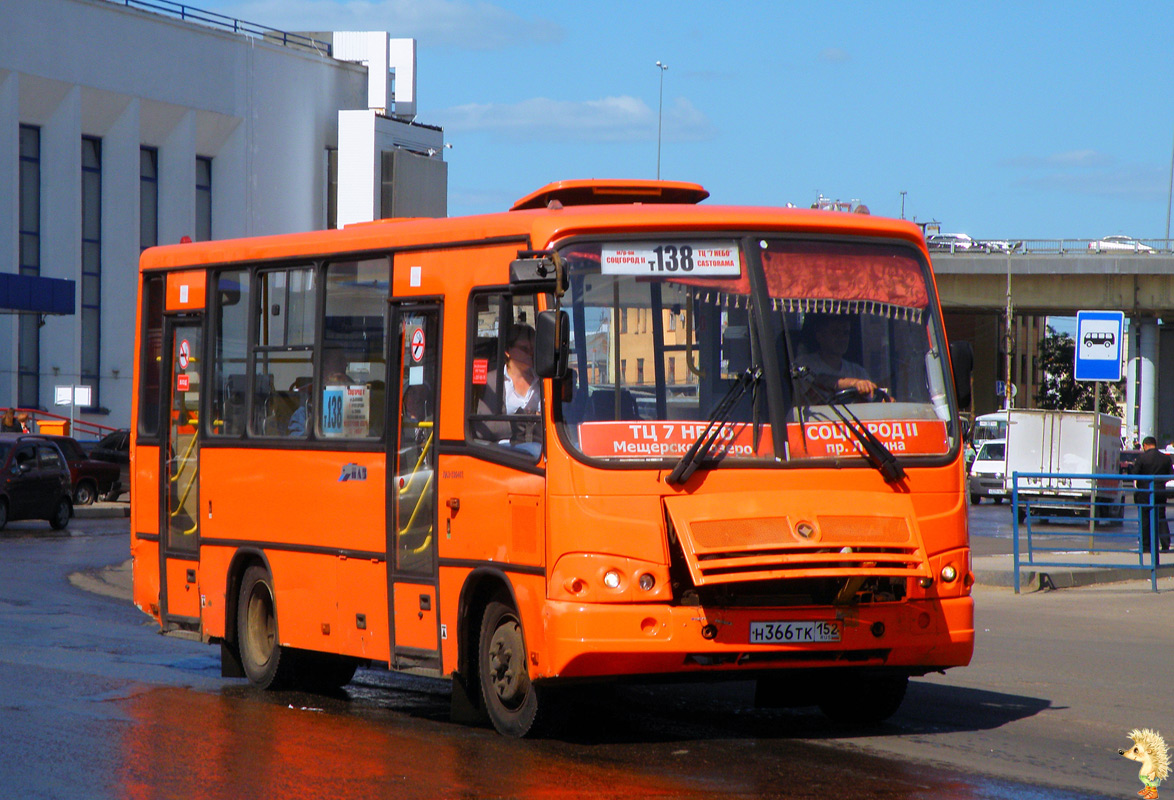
1035, 326, 1123, 414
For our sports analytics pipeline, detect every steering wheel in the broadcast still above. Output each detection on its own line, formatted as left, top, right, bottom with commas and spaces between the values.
828, 386, 892, 405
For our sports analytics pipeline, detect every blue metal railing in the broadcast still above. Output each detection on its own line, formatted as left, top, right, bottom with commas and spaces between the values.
104, 0, 332, 55
1011, 471, 1168, 593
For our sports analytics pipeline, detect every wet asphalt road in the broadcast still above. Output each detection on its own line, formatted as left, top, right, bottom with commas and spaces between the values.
0, 511, 1139, 800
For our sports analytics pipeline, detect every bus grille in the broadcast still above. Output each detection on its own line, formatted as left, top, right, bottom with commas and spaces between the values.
667, 510, 930, 587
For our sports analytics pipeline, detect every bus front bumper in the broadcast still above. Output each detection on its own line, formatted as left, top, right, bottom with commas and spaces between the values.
537, 596, 973, 680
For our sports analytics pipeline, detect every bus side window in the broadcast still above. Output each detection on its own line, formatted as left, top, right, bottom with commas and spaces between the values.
467, 291, 542, 458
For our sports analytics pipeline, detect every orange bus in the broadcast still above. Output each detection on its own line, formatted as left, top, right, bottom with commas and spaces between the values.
131, 179, 975, 736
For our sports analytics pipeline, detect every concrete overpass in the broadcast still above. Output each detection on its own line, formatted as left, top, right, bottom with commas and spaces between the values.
931, 248, 1174, 445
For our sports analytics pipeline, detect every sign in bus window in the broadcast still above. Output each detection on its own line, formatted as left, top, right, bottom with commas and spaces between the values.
321, 384, 370, 437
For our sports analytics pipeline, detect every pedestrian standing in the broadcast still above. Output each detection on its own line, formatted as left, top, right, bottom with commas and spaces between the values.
1130, 436, 1172, 553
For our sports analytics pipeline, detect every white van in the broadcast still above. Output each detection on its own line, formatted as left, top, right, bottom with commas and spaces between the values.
968, 439, 1007, 504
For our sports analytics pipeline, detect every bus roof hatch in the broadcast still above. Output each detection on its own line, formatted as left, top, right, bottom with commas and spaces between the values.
510, 179, 709, 211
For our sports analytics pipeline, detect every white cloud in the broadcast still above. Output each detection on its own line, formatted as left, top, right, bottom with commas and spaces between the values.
1000, 150, 1115, 169
434, 95, 716, 143
215, 0, 563, 49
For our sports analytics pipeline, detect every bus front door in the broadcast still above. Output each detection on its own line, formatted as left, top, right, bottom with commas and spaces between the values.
388, 303, 441, 672
160, 318, 202, 626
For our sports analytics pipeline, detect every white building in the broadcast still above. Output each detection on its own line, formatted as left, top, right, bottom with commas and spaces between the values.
0, 0, 447, 432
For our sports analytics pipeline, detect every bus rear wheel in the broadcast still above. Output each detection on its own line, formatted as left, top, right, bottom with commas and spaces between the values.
478, 600, 547, 737
237, 565, 295, 689
817, 674, 908, 724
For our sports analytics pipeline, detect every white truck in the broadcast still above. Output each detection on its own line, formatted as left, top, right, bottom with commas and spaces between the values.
1003, 409, 1123, 521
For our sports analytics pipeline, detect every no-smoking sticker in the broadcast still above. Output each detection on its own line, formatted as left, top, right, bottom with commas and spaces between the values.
410, 328, 426, 362
178, 339, 190, 370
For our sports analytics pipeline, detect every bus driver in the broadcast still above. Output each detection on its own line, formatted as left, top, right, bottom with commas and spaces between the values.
794, 313, 880, 400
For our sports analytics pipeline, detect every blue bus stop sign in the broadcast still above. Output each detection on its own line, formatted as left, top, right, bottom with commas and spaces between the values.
1074, 310, 1124, 382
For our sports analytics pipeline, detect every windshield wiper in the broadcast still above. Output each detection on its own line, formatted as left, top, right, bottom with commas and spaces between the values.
825, 389, 906, 484
666, 367, 761, 486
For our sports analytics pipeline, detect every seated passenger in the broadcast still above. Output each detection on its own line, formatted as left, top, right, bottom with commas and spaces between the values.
502, 324, 539, 415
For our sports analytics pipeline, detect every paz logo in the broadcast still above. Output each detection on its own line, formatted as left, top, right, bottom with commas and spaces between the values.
338, 463, 367, 482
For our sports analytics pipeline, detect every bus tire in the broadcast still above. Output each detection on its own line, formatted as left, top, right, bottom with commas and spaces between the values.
478, 600, 546, 737
237, 565, 295, 689
818, 674, 907, 724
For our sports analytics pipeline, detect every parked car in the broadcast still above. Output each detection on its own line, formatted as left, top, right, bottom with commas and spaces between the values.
87, 429, 130, 501
39, 434, 120, 505
1088, 235, 1155, 254
926, 233, 980, 252
968, 439, 1007, 504
0, 434, 73, 529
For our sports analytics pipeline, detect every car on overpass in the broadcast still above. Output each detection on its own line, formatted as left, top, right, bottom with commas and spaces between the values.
926, 232, 980, 252
1088, 235, 1155, 254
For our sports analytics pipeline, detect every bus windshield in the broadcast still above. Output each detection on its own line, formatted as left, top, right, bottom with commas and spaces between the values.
555, 236, 956, 467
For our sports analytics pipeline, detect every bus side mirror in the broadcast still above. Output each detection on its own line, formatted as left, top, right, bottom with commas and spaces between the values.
949, 341, 974, 410
535, 310, 569, 379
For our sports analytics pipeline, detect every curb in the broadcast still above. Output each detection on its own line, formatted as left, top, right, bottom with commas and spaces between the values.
73, 503, 130, 519
974, 559, 1174, 591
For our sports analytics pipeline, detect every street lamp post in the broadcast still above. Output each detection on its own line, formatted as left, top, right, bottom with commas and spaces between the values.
655, 60, 667, 180
899, 190, 907, 220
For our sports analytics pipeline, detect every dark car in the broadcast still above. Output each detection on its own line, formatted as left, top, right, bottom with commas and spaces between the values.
39, 434, 120, 505
0, 434, 73, 530
87, 429, 130, 500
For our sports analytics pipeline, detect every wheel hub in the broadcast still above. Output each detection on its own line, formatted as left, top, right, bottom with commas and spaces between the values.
487, 620, 524, 705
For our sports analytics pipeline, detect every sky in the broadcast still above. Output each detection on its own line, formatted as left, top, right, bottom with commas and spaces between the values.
200, 0, 1174, 240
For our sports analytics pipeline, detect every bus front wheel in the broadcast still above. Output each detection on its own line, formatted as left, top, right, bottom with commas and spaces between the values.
478, 600, 546, 737
237, 565, 294, 689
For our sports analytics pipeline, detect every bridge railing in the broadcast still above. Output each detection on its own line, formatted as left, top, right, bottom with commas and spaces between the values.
1011, 471, 1168, 593
931, 239, 1174, 255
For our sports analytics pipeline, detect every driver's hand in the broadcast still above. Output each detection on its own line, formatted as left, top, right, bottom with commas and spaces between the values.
842, 377, 878, 397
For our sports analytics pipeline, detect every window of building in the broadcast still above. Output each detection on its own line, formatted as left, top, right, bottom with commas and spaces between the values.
467, 292, 542, 459
326, 147, 338, 229
140, 147, 158, 251
667, 356, 676, 384
637, 358, 645, 384
81, 136, 102, 408
195, 156, 212, 241
18, 125, 40, 408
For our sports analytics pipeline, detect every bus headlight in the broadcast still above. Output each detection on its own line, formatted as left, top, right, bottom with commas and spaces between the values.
940, 564, 958, 583
549, 554, 671, 603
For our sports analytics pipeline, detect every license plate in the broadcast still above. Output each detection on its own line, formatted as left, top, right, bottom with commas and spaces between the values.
749, 620, 840, 644
988, 488, 1007, 495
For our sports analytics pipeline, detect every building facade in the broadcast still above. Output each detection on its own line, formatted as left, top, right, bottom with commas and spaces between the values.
0, 0, 446, 431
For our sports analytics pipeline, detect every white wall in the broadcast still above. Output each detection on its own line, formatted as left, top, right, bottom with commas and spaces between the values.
0, 0, 446, 429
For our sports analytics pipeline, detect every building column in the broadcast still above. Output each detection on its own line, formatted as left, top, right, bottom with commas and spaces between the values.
1127, 316, 1158, 445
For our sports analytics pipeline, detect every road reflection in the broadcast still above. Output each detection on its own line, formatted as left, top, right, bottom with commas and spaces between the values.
116, 682, 1108, 799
